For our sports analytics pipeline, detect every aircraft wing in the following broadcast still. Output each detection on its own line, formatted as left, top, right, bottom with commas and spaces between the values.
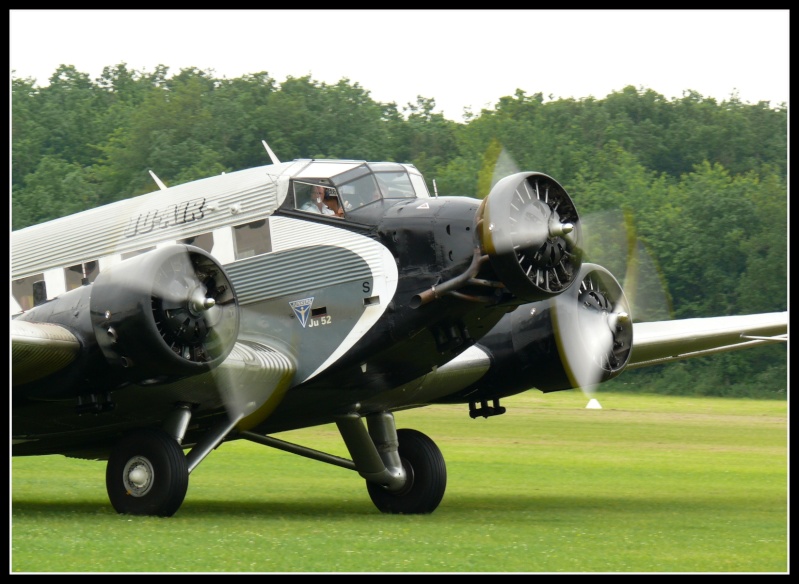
11, 320, 82, 385
10, 320, 296, 417
627, 311, 788, 369
12, 331, 296, 451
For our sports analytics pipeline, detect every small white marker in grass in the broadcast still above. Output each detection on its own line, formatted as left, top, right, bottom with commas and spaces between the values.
586, 398, 602, 409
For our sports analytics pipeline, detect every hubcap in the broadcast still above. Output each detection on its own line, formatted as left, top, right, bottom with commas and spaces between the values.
123, 456, 154, 497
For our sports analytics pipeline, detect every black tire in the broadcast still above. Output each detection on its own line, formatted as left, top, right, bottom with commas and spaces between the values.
106, 428, 189, 517
366, 428, 447, 514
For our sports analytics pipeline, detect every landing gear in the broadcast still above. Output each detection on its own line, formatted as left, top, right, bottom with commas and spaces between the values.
106, 428, 189, 517
366, 428, 447, 514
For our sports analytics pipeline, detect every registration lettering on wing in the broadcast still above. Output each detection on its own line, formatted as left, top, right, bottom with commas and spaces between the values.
289, 297, 314, 328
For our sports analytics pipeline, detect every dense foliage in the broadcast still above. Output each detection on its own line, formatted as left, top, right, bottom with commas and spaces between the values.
11, 65, 787, 398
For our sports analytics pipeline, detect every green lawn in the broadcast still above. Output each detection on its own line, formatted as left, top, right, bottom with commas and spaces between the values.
11, 391, 788, 573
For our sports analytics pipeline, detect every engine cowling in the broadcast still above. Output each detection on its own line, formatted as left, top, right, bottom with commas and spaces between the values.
434, 263, 633, 403
478, 172, 583, 302
89, 245, 239, 385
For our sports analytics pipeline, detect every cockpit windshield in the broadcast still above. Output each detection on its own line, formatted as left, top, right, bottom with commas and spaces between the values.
286, 161, 430, 217
338, 175, 381, 211
337, 171, 417, 212
375, 172, 416, 199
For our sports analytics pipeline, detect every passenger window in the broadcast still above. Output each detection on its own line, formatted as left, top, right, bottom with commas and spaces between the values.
12, 273, 44, 311
121, 248, 155, 261
179, 232, 214, 253
65, 261, 99, 290
233, 219, 271, 259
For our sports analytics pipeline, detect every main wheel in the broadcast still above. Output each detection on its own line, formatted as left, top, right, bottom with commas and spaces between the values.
366, 428, 447, 514
106, 428, 189, 517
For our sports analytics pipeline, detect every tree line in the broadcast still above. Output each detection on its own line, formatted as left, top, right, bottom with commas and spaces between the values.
11, 64, 787, 398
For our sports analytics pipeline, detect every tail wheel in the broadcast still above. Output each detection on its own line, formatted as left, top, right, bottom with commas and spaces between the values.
366, 429, 447, 514
106, 428, 188, 517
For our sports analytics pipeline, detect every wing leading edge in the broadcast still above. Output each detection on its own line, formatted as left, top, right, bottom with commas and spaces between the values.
11, 320, 81, 385
628, 311, 788, 369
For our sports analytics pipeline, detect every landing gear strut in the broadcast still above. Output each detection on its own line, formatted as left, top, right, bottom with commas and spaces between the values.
336, 412, 447, 514
241, 411, 450, 515
366, 428, 447, 514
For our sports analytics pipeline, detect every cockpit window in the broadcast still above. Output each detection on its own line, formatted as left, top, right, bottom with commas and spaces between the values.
292, 181, 344, 217
338, 175, 382, 211
286, 167, 420, 216
334, 171, 418, 212
375, 172, 416, 199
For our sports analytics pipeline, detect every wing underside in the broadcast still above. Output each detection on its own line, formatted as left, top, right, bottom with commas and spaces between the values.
628, 311, 788, 369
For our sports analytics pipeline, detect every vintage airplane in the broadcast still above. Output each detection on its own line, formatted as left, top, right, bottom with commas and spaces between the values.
11, 142, 788, 517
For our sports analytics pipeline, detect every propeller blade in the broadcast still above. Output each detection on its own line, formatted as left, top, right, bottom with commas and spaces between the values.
552, 264, 633, 398
580, 208, 674, 322
478, 142, 664, 402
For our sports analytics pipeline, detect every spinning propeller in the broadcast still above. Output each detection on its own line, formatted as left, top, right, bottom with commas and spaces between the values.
90, 245, 243, 412
122, 246, 290, 429
478, 171, 583, 301
551, 263, 633, 398
480, 145, 671, 399
149, 247, 237, 366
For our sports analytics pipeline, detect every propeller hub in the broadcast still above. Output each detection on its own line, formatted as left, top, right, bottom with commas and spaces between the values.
552, 222, 574, 236
188, 287, 215, 315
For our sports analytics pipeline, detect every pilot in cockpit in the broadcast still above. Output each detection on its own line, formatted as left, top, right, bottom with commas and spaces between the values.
324, 189, 344, 217
302, 185, 343, 217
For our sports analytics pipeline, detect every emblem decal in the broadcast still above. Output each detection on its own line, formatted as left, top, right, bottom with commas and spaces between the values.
290, 297, 314, 328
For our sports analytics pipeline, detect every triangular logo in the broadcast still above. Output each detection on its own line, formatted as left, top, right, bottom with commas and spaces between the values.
417, 202, 430, 209
289, 297, 314, 328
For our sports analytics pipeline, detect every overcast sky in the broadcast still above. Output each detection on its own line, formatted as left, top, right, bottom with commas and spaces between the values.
10, 9, 789, 122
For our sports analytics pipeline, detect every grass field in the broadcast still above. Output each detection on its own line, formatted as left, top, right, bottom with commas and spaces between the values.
10, 391, 788, 573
